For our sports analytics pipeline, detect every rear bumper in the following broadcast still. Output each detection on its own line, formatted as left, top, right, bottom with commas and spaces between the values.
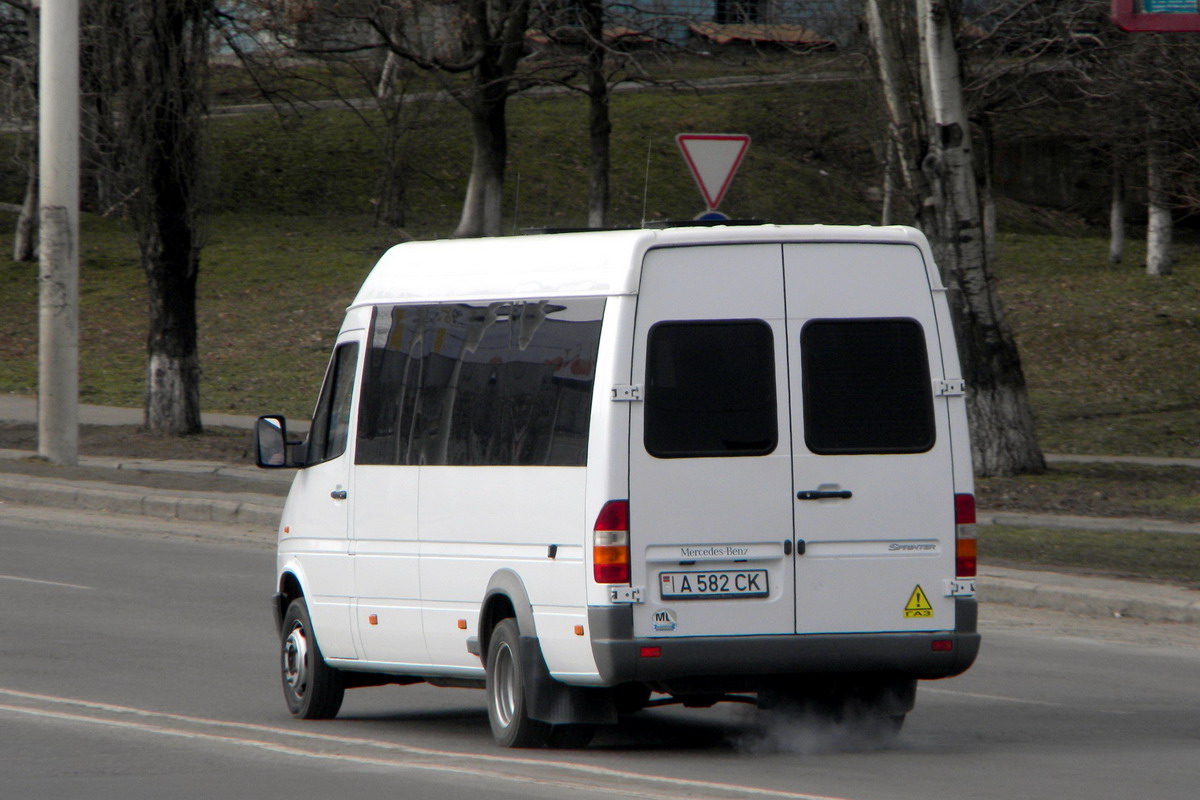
587, 598, 980, 687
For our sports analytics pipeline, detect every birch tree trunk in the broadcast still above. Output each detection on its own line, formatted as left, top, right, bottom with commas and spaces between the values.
1146, 136, 1173, 276
139, 0, 208, 434
1109, 162, 1125, 264
916, 0, 1044, 476
865, 0, 928, 228
143, 228, 202, 434
454, 82, 508, 238
13, 168, 37, 262
450, 0, 531, 239
881, 138, 896, 226
12, 2, 38, 263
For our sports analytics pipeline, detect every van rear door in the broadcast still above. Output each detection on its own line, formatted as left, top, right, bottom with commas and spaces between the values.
783, 242, 956, 634
629, 244, 794, 638
628, 240, 957, 640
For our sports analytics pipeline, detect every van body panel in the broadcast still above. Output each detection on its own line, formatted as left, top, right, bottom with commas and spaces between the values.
275, 328, 366, 660
276, 546, 355, 661
533, 607, 604, 682
589, 628, 980, 685
416, 466, 592, 673
583, 295, 636, 609
349, 465, 423, 665
352, 231, 653, 308
277, 458, 356, 644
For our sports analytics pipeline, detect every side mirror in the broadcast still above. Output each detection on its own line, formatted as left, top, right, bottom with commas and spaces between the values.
256, 414, 302, 469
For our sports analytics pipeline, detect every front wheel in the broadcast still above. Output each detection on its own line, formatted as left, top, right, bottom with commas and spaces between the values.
280, 598, 345, 720
485, 618, 550, 748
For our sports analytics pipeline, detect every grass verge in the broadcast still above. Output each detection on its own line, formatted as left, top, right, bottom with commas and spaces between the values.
981, 525, 1200, 589
976, 462, 1200, 522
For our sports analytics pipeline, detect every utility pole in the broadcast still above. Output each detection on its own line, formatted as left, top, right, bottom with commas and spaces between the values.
36, 0, 80, 465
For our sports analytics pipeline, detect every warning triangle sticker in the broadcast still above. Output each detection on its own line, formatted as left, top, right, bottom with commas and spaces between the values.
676, 133, 751, 210
904, 585, 934, 618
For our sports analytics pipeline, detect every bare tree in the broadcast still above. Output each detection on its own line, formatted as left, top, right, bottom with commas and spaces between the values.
1109, 161, 1125, 264
0, 0, 37, 261
867, 0, 1044, 476
523, 1, 654, 228
87, 0, 213, 434
369, 0, 532, 238
865, 0, 928, 229
270, 0, 658, 235
1145, 120, 1172, 276
220, 2, 426, 229
265, 1, 533, 238
1016, 2, 1200, 275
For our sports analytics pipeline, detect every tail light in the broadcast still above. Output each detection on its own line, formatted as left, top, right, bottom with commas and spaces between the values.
955, 493, 977, 578
593, 500, 630, 584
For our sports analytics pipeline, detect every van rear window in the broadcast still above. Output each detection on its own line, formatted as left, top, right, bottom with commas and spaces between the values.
356, 298, 604, 466
644, 321, 778, 458
801, 318, 935, 455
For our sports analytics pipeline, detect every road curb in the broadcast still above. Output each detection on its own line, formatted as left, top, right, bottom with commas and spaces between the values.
0, 474, 283, 529
978, 511, 1200, 536
979, 567, 1200, 624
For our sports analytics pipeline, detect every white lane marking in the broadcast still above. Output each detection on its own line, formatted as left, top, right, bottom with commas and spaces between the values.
923, 687, 1066, 707
0, 703, 680, 800
0, 574, 92, 590
0, 688, 858, 800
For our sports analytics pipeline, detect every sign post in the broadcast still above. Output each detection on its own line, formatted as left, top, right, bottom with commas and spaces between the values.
676, 133, 750, 216
38, 0, 80, 466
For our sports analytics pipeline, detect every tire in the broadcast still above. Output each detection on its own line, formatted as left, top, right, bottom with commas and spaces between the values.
485, 618, 550, 748
280, 598, 345, 720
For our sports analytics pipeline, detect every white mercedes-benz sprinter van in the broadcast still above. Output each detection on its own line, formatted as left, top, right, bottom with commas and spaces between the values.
257, 223, 979, 748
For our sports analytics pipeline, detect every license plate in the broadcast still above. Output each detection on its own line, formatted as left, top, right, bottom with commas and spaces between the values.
659, 570, 768, 600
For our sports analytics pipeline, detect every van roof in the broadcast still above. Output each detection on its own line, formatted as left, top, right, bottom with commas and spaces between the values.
350, 224, 936, 307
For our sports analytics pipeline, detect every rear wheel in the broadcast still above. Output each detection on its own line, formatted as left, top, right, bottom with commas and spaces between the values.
485, 618, 550, 748
280, 598, 345, 720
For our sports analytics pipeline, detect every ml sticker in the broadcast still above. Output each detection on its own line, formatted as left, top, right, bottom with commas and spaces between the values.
904, 585, 934, 618
652, 608, 677, 632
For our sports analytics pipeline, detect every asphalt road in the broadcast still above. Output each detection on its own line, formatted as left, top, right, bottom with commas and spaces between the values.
2, 505, 1198, 800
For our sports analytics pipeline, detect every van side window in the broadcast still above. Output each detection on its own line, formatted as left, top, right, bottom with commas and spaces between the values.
307, 342, 359, 465
644, 320, 778, 458
356, 298, 604, 466
801, 318, 935, 455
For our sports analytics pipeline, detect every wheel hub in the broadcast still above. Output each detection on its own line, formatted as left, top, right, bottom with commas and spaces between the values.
491, 641, 517, 728
283, 623, 309, 697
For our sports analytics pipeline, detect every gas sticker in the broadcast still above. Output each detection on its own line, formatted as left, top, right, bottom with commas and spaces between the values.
904, 585, 934, 618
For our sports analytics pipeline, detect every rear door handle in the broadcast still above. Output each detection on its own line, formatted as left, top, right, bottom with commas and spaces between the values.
330, 489, 347, 500
796, 490, 852, 500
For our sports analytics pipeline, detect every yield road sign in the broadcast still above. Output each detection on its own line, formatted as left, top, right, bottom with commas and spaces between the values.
676, 133, 751, 210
